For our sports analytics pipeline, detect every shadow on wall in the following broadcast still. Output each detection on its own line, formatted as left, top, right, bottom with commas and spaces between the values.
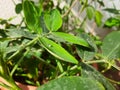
0, 0, 120, 37
69, 0, 120, 38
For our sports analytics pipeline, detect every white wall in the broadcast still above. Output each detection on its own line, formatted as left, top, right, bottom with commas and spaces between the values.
0, 0, 120, 37
0, 0, 22, 28
71, 0, 120, 37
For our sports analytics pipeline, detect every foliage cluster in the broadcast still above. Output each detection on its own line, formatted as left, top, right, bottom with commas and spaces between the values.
0, 0, 120, 90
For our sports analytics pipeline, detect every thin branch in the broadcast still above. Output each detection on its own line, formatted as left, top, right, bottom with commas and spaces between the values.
10, 49, 29, 76
85, 60, 105, 64
57, 65, 78, 78
8, 37, 39, 61
62, 0, 78, 18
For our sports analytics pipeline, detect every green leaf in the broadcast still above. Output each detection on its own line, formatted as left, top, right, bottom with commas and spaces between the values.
0, 41, 9, 54
76, 46, 95, 61
86, 6, 95, 20
6, 46, 21, 54
0, 38, 11, 41
103, 8, 120, 14
50, 32, 89, 47
44, 9, 62, 31
76, 33, 97, 61
23, 0, 41, 33
104, 17, 120, 27
101, 31, 120, 60
6, 29, 36, 39
95, 11, 103, 26
39, 37, 78, 64
97, 0, 104, 6
37, 76, 105, 90
0, 41, 10, 76
80, 63, 116, 90
39, 15, 49, 33
0, 57, 9, 77
15, 3, 22, 14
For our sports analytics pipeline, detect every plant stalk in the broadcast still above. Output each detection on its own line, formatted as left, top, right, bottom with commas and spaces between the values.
10, 49, 29, 76
85, 60, 105, 64
8, 36, 39, 61
58, 65, 78, 78
0, 76, 21, 90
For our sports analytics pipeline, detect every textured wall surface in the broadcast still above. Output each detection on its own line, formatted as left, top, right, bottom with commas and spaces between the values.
71, 0, 120, 37
0, 0, 119, 24
0, 0, 22, 25
0, 0, 120, 36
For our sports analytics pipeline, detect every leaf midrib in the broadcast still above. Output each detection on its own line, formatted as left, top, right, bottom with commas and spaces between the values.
106, 43, 120, 59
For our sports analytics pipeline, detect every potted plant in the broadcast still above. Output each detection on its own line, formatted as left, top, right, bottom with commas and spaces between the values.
0, 0, 120, 90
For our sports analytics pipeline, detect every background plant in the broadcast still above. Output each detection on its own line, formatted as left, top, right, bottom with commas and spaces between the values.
0, 0, 120, 90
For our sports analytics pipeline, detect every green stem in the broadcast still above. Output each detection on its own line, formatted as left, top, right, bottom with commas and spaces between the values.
58, 65, 78, 78
106, 77, 120, 85
35, 56, 56, 69
85, 59, 120, 71
8, 37, 39, 61
106, 61, 120, 71
0, 77, 21, 90
10, 49, 29, 76
85, 60, 105, 64
8, 79, 21, 90
56, 59, 64, 73
0, 82, 11, 89
79, 15, 88, 28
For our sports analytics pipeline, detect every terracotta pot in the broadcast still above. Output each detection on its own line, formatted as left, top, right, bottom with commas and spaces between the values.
0, 77, 37, 90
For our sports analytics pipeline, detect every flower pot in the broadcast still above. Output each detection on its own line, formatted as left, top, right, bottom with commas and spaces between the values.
0, 77, 37, 90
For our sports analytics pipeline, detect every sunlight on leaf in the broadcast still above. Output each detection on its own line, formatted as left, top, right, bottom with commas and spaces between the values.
86, 6, 95, 20
23, 0, 42, 33
102, 31, 120, 60
95, 11, 103, 26
37, 76, 105, 90
39, 37, 78, 64
81, 63, 116, 90
44, 9, 62, 31
51, 32, 89, 47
